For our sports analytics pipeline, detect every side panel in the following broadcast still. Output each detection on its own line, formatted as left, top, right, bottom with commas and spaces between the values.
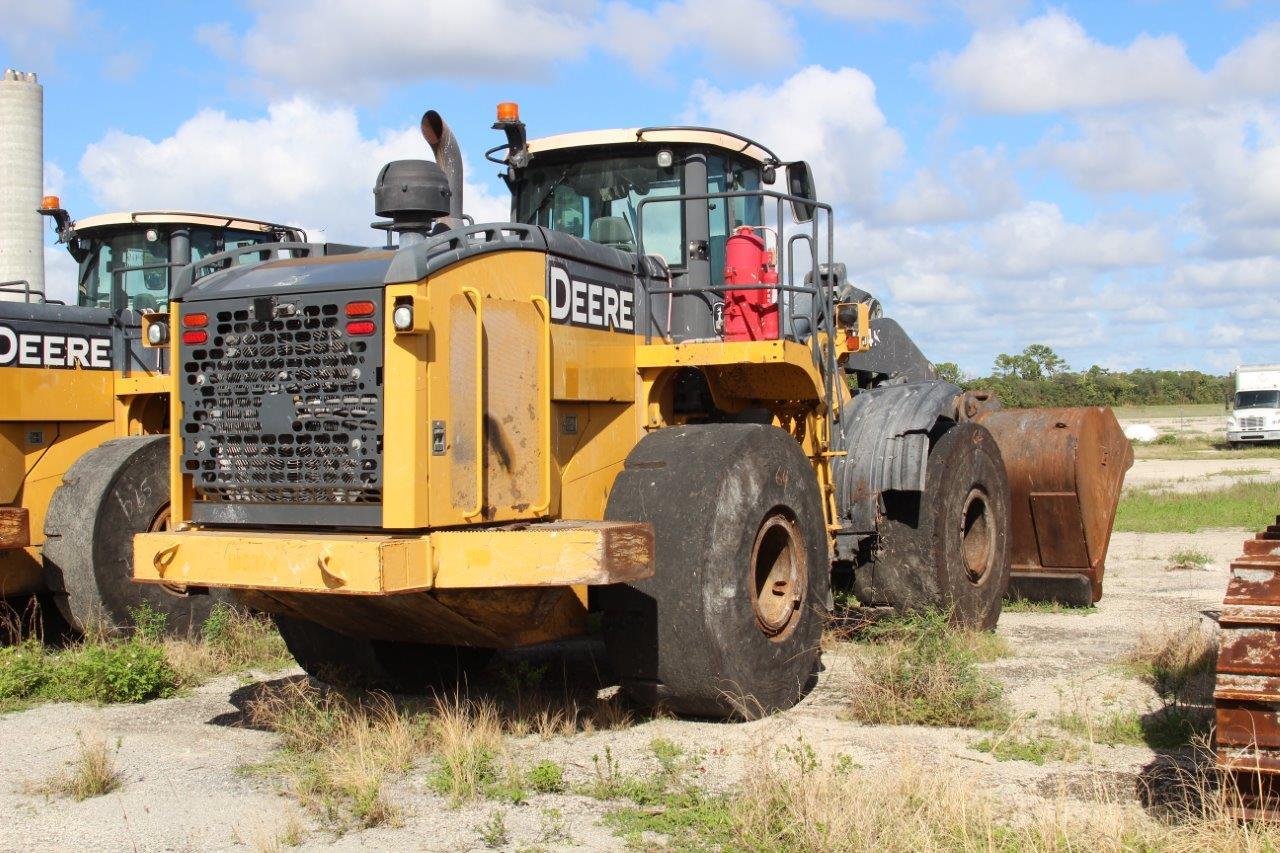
425, 251, 639, 527
427, 253, 551, 526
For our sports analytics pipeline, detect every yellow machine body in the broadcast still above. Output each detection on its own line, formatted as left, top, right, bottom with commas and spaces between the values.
0, 367, 166, 595
135, 245, 853, 646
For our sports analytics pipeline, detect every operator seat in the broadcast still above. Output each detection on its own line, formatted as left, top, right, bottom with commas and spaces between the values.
589, 216, 635, 252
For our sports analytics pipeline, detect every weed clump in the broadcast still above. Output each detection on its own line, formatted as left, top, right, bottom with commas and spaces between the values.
1166, 549, 1212, 572
246, 680, 426, 830
842, 612, 1010, 729
38, 733, 122, 801
973, 726, 1086, 765
0, 637, 176, 708
165, 603, 292, 686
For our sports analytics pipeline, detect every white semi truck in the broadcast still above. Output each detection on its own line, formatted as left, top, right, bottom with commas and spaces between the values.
1228, 364, 1280, 445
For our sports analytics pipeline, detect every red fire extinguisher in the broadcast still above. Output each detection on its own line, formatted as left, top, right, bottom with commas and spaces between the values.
723, 226, 779, 341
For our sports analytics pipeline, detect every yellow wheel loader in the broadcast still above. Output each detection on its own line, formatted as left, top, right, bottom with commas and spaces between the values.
0, 205, 304, 635
133, 106, 1131, 716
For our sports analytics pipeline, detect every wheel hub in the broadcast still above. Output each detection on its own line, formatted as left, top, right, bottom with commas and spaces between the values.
750, 514, 806, 640
148, 505, 192, 598
960, 488, 994, 584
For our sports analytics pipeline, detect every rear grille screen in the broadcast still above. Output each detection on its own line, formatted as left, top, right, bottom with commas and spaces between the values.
180, 290, 383, 510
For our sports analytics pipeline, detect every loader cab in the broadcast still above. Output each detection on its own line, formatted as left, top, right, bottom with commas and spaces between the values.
67, 213, 304, 313
506, 127, 801, 340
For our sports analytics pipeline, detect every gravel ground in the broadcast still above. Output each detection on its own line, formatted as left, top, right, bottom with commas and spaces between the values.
0, 453, 1255, 852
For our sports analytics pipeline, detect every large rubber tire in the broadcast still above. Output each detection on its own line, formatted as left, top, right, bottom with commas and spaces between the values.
273, 614, 494, 693
42, 436, 233, 636
854, 421, 1011, 630
601, 423, 829, 719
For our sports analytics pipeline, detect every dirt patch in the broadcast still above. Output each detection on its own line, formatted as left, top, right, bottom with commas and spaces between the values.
0, 455, 1253, 850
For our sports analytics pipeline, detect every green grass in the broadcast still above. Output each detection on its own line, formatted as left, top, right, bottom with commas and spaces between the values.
1166, 549, 1212, 571
972, 729, 1085, 765
1053, 706, 1210, 750
1133, 436, 1280, 460
0, 638, 177, 711
841, 612, 1011, 729
1114, 479, 1278, 533
578, 740, 734, 851
1112, 403, 1223, 420
1002, 599, 1097, 615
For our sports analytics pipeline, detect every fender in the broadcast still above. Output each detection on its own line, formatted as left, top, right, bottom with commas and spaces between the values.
833, 379, 963, 535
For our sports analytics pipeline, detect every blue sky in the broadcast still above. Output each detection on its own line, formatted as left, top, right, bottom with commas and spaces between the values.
5, 0, 1280, 375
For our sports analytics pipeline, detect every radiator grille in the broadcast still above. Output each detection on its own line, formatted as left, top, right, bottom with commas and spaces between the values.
1239, 416, 1266, 431
180, 290, 383, 511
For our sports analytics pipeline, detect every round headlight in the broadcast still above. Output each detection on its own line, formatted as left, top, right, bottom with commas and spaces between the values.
393, 303, 414, 331
146, 321, 168, 345
656, 149, 674, 169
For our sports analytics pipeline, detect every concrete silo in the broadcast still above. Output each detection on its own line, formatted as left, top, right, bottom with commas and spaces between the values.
0, 69, 44, 302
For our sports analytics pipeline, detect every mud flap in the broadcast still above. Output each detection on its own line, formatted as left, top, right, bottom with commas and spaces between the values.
975, 407, 1132, 605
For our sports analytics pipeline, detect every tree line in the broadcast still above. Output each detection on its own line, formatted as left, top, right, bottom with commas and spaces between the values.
934, 345, 1232, 409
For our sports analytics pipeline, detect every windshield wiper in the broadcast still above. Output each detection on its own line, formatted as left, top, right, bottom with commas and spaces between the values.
525, 166, 572, 223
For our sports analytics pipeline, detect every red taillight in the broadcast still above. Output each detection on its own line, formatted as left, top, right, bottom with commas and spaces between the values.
183, 312, 208, 328
346, 321, 375, 336
346, 301, 375, 317
182, 330, 208, 345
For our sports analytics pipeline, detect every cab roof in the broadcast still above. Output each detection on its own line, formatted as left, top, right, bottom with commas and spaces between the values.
73, 210, 301, 234
526, 128, 776, 165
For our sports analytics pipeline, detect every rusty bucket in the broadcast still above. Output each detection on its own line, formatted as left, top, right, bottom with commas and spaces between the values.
975, 407, 1133, 606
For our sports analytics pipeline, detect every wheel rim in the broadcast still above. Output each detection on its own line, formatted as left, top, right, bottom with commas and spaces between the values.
959, 488, 994, 584
148, 505, 191, 598
750, 514, 806, 640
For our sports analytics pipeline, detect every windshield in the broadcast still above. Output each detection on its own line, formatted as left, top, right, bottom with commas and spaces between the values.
78, 225, 281, 311
514, 154, 683, 261
80, 229, 170, 310
1236, 390, 1280, 410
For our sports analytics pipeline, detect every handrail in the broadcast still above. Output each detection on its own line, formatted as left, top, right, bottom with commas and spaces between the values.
634, 187, 838, 427
0, 279, 40, 303
461, 287, 485, 520
530, 294, 553, 516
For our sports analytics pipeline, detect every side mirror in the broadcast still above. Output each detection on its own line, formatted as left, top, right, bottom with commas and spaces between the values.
787, 161, 817, 222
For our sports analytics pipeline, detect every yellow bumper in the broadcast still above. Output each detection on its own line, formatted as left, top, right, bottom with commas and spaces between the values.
0, 508, 29, 551
134, 521, 653, 595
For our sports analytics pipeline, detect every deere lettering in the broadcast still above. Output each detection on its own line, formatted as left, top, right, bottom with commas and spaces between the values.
0, 324, 112, 370
547, 261, 634, 333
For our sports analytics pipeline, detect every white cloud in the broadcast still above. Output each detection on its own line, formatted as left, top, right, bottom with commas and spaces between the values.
601, 0, 800, 72
976, 202, 1167, 277
210, 0, 798, 98
879, 146, 1021, 224
797, 0, 929, 23
43, 161, 66, 197
686, 66, 905, 212
1034, 102, 1280, 258
79, 99, 509, 244
43, 244, 77, 306
933, 11, 1208, 113
0, 0, 76, 65
227, 0, 595, 97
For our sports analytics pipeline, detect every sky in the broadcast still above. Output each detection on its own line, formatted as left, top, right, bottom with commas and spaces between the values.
4, 0, 1280, 376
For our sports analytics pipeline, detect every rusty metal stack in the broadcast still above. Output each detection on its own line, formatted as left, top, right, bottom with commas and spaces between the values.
1215, 514, 1280, 819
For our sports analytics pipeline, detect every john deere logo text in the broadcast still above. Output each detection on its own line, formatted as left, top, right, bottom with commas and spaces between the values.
0, 324, 112, 370
547, 261, 634, 333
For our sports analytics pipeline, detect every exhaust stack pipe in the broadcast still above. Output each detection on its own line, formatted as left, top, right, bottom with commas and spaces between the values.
421, 110, 463, 230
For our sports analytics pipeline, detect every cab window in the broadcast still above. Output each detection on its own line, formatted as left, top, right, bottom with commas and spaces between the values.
515, 154, 684, 262
190, 227, 277, 265
708, 154, 763, 284
80, 229, 170, 311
